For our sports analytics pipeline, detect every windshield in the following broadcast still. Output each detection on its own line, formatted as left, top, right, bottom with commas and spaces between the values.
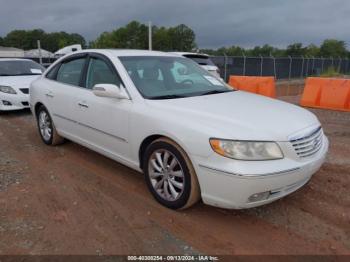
0, 60, 45, 76
119, 56, 232, 99
183, 55, 215, 66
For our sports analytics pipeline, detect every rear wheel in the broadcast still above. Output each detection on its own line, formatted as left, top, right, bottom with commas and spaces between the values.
36, 105, 64, 146
143, 138, 200, 209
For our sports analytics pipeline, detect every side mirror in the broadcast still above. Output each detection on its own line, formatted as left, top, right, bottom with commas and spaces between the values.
92, 84, 129, 100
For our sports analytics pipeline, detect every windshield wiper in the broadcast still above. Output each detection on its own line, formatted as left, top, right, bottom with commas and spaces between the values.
199, 90, 233, 96
148, 94, 186, 100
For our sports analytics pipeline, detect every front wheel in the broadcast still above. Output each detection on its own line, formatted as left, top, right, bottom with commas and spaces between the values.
143, 138, 200, 209
36, 105, 64, 146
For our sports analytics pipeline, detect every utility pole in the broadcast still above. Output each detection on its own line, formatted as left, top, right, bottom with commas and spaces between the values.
37, 40, 43, 65
148, 21, 152, 51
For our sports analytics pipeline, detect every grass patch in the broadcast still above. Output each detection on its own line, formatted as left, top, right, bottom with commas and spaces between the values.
320, 66, 341, 77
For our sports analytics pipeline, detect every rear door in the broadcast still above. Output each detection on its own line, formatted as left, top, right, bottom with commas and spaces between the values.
44, 54, 88, 137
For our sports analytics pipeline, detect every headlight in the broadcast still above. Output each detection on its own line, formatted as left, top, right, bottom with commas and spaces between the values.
210, 139, 284, 160
0, 85, 17, 94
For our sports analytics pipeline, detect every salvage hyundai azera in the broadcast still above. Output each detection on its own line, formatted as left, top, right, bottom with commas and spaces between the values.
30, 50, 328, 209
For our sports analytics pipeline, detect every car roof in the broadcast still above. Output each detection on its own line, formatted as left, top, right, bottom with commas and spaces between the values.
73, 49, 179, 58
170, 52, 210, 58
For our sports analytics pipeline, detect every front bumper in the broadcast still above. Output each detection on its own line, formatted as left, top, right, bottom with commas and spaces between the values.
0, 92, 30, 111
192, 136, 329, 209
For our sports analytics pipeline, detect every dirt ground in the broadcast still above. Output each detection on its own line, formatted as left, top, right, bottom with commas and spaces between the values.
0, 94, 349, 256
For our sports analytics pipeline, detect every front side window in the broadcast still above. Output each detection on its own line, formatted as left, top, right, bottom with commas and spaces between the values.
0, 60, 44, 76
85, 57, 121, 89
119, 56, 232, 99
56, 58, 86, 86
46, 63, 60, 80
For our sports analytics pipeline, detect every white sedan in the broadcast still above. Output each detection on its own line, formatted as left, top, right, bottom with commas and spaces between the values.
30, 49, 328, 210
0, 59, 44, 111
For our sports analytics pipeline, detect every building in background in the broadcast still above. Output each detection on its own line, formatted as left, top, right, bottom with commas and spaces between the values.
0, 47, 25, 57
24, 49, 54, 58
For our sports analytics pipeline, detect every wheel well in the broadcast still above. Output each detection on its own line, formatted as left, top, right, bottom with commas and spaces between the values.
34, 102, 44, 118
139, 135, 164, 169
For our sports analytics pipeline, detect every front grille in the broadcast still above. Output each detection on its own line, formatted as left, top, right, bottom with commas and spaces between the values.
290, 127, 323, 158
20, 88, 29, 94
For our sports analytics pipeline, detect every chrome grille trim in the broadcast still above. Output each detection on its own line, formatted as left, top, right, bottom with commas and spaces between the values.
290, 127, 323, 158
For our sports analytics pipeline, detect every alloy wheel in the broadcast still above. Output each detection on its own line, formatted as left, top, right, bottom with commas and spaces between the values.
148, 149, 185, 201
38, 110, 52, 142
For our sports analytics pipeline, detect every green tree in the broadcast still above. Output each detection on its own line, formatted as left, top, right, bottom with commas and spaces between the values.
168, 24, 197, 51
248, 44, 277, 57
93, 21, 197, 51
285, 43, 306, 57
0, 37, 3, 46
3, 30, 28, 49
92, 21, 148, 49
305, 44, 320, 57
153, 26, 172, 51
2, 29, 86, 52
320, 39, 347, 57
214, 46, 245, 56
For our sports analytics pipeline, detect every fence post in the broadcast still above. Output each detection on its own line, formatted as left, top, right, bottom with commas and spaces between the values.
321, 57, 324, 75
243, 54, 246, 76
305, 57, 309, 77
260, 55, 263, 76
223, 53, 228, 82
272, 55, 276, 79
287, 56, 292, 96
301, 56, 304, 79
331, 56, 334, 69
345, 58, 349, 75
311, 56, 315, 76
338, 56, 342, 73
288, 56, 292, 80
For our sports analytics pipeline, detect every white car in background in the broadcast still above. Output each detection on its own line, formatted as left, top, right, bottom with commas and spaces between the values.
54, 44, 82, 58
171, 52, 221, 78
30, 49, 328, 210
0, 59, 44, 111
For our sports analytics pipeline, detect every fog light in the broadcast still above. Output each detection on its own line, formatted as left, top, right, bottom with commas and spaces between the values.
248, 191, 270, 203
2, 100, 12, 106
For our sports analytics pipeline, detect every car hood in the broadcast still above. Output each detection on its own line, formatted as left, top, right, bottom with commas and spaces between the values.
146, 91, 320, 141
0, 75, 41, 91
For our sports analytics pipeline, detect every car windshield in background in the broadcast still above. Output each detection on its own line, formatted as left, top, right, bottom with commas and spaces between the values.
119, 56, 232, 99
0, 60, 45, 76
183, 55, 215, 66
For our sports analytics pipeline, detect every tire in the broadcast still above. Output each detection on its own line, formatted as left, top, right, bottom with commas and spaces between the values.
143, 138, 201, 210
36, 105, 65, 146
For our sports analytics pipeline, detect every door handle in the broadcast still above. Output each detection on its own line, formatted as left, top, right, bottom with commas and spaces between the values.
78, 102, 89, 108
45, 92, 54, 98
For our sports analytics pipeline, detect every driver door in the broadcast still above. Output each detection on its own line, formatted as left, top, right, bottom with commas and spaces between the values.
74, 54, 132, 161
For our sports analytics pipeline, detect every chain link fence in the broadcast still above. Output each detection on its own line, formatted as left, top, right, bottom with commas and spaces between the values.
211, 56, 350, 82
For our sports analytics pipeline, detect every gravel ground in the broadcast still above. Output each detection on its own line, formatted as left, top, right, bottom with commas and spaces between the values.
0, 98, 349, 255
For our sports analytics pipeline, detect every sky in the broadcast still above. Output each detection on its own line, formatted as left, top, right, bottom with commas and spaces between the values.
0, 0, 349, 49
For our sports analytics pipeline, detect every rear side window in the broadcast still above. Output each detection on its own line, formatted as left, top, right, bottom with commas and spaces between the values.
56, 58, 86, 86
85, 57, 121, 89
